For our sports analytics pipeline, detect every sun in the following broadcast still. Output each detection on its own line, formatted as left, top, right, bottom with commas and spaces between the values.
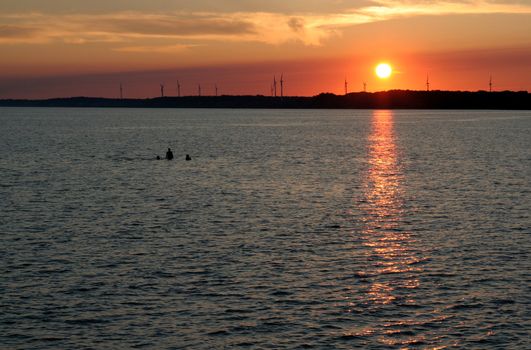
375, 63, 393, 79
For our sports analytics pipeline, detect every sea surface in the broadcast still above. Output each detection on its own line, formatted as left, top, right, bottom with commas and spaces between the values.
1, 108, 530, 349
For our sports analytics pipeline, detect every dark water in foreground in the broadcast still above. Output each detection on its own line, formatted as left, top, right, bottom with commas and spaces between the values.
1, 108, 530, 349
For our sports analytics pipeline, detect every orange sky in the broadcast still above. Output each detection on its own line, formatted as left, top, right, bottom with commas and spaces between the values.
1, 1, 530, 98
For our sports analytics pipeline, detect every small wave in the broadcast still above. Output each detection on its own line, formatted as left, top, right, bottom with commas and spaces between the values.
384, 329, 416, 337
270, 290, 293, 296
40, 337, 64, 342
207, 329, 230, 336
449, 303, 485, 310
233, 342, 256, 347
64, 318, 110, 325
224, 308, 254, 314
491, 298, 516, 305
339, 327, 375, 339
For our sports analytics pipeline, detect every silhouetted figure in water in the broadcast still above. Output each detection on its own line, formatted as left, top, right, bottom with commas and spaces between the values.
156, 155, 161, 160
185, 154, 192, 161
165, 148, 174, 160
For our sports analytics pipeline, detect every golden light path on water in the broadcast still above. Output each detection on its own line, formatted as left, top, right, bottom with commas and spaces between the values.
349, 110, 437, 346
364, 110, 417, 304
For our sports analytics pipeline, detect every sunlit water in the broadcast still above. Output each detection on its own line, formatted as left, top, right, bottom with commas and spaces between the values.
1, 108, 530, 349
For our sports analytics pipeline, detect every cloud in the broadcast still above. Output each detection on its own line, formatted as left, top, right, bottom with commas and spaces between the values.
0, 24, 47, 43
86, 14, 256, 36
359, 0, 531, 19
0, 24, 36, 37
0, 1, 529, 46
0, 12, 264, 45
288, 17, 305, 33
114, 44, 193, 53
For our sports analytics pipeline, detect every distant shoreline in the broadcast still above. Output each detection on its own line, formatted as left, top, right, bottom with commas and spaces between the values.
1, 90, 530, 109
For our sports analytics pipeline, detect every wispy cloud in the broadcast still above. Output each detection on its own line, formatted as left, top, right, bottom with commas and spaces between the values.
360, 0, 531, 19
0, 24, 48, 43
0, 1, 529, 46
0, 24, 37, 37
114, 44, 194, 53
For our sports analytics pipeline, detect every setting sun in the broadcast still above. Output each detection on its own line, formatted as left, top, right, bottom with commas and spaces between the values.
375, 63, 393, 79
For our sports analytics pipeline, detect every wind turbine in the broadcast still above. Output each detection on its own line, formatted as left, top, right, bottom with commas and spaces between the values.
280, 74, 284, 97
344, 77, 348, 95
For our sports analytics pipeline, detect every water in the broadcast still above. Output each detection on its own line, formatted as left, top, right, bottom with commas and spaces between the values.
1, 108, 530, 349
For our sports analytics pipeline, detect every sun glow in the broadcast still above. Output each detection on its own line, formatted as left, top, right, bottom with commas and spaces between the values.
375, 63, 393, 79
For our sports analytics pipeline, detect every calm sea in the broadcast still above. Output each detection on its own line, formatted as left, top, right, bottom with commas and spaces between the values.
1, 108, 530, 349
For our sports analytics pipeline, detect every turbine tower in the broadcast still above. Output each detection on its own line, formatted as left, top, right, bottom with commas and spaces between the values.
160, 84, 165, 97
119, 83, 123, 99
344, 78, 348, 95
177, 80, 181, 97
215, 84, 218, 97
198, 84, 201, 97
426, 74, 430, 92
363, 81, 367, 93
273, 76, 277, 97
280, 74, 284, 98
489, 75, 493, 92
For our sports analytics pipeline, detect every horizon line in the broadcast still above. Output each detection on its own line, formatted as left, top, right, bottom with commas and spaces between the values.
1, 89, 529, 101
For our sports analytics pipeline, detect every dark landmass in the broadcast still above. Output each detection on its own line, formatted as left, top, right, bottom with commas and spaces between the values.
1, 90, 530, 109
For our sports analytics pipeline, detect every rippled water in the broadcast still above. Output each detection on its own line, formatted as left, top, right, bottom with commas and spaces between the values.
1, 108, 530, 349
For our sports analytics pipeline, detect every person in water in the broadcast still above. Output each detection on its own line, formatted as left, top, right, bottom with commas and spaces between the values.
156, 155, 161, 160
185, 154, 191, 161
165, 148, 174, 160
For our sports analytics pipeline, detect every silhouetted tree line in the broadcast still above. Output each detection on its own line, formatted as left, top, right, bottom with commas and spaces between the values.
1, 90, 529, 109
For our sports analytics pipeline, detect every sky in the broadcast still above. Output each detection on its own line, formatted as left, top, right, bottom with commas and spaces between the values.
1, 0, 530, 98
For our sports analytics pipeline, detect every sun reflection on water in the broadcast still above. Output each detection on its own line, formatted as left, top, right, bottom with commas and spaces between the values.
365, 110, 403, 225
360, 110, 420, 304
350, 110, 430, 345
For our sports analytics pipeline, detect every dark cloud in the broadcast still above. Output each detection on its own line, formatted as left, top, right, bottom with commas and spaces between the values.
92, 16, 256, 36
0, 25, 37, 38
287, 17, 305, 33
